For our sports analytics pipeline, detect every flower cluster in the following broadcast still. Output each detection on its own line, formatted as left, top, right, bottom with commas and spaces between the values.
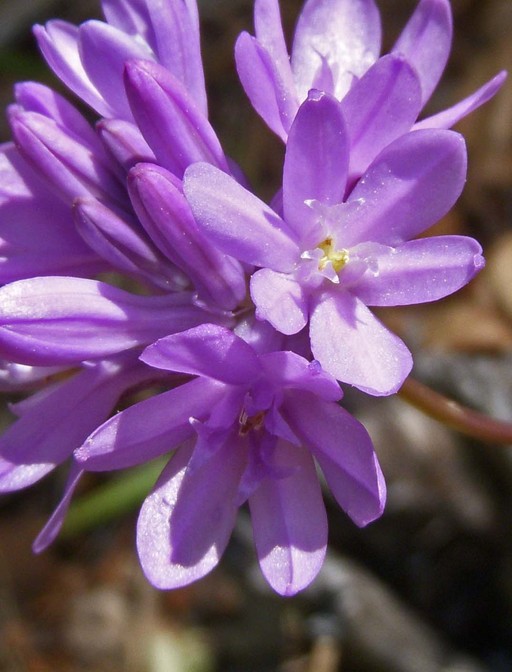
0, 0, 504, 595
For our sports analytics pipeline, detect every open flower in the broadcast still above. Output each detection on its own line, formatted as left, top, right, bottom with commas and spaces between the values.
236, 0, 506, 152
76, 324, 385, 595
184, 92, 484, 395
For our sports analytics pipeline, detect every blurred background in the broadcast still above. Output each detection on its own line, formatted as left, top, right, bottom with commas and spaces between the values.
0, 0, 512, 670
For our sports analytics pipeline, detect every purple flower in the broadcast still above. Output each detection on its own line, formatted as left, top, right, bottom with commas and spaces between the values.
236, 0, 506, 153
0, 277, 221, 366
183, 92, 484, 395
0, 0, 502, 598
30, 0, 228, 182
0, 352, 156, 494
34, 0, 207, 118
76, 324, 385, 595
0, 2, 252, 578
0, 0, 244, 510
0, 271, 218, 506
0, 141, 103, 283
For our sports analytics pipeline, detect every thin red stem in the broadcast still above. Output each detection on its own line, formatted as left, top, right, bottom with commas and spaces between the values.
398, 377, 512, 444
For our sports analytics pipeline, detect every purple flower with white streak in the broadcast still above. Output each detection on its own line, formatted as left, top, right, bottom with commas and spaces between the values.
76, 323, 385, 596
236, 0, 506, 160
184, 92, 484, 395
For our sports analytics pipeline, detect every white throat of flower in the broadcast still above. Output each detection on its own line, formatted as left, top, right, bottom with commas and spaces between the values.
301, 235, 350, 285
300, 199, 352, 284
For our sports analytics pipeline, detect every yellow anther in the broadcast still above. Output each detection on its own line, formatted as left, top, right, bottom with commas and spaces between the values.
318, 237, 350, 273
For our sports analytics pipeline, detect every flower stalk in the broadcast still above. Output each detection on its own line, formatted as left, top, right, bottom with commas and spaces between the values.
399, 377, 512, 445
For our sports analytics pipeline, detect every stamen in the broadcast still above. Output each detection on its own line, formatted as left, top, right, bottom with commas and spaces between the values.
239, 409, 265, 436
318, 237, 350, 273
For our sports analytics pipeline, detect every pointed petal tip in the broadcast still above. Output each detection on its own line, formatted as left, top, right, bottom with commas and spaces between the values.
270, 565, 325, 596
353, 358, 413, 397
138, 546, 222, 591
73, 443, 88, 464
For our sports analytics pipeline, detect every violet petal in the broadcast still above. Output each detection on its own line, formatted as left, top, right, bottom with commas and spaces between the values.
0, 354, 150, 492
137, 437, 245, 588
73, 197, 186, 291
283, 91, 348, 242
79, 20, 154, 120
33, 462, 84, 552
128, 163, 246, 310
291, 0, 382, 101
33, 21, 113, 117
309, 288, 412, 395
392, 0, 452, 107
14, 82, 100, 151
146, 0, 207, 115
0, 144, 102, 281
254, 0, 294, 91
76, 377, 223, 471
252, 0, 298, 130
283, 390, 386, 526
141, 324, 261, 385
251, 268, 308, 336
9, 108, 126, 208
260, 351, 342, 401
124, 59, 229, 178
97, 119, 156, 171
340, 53, 422, 180
250, 440, 327, 595
233, 315, 285, 355
235, 32, 289, 141
167, 434, 245, 569
0, 277, 206, 365
341, 129, 467, 246
414, 71, 508, 131
352, 236, 485, 306
184, 162, 300, 272
101, 0, 153, 41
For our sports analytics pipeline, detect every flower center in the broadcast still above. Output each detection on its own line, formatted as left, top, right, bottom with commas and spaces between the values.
239, 409, 265, 436
318, 237, 349, 273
